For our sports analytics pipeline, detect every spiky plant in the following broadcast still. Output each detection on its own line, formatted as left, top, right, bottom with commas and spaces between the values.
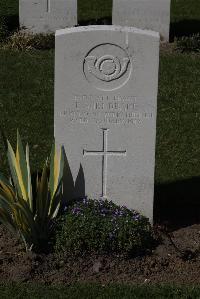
0, 132, 64, 251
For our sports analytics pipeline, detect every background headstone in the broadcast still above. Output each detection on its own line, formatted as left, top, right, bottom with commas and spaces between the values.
54, 26, 160, 222
112, 0, 171, 41
19, 0, 77, 33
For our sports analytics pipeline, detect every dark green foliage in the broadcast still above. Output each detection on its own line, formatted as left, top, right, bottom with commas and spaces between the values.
55, 198, 154, 256
78, 0, 112, 23
171, 0, 200, 24
176, 34, 200, 53
0, 16, 8, 43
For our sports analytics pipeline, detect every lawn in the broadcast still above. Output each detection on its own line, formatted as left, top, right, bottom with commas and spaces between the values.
0, 50, 200, 183
1, 0, 200, 28
0, 1, 199, 180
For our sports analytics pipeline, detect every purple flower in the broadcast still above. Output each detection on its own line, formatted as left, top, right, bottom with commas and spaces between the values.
82, 198, 88, 205
132, 214, 141, 221
72, 207, 83, 215
121, 205, 127, 209
100, 208, 108, 215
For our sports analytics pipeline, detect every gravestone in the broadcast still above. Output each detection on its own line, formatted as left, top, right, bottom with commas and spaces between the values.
112, 0, 171, 41
54, 26, 160, 222
19, 0, 77, 33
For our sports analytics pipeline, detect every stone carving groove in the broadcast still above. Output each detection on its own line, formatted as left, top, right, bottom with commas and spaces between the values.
85, 55, 130, 82
83, 43, 132, 91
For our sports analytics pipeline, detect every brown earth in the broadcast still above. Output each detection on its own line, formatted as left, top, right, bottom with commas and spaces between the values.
0, 223, 200, 285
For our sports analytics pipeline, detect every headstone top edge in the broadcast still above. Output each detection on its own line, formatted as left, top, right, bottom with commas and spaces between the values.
55, 25, 160, 39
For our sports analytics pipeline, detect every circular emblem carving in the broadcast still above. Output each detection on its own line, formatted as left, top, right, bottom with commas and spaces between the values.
84, 43, 132, 91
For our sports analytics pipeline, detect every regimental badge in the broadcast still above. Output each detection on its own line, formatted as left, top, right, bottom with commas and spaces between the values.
84, 43, 132, 91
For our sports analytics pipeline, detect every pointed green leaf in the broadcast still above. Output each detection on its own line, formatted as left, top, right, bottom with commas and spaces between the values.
26, 144, 33, 211
16, 131, 29, 200
0, 173, 11, 186
49, 142, 55, 198
35, 163, 49, 225
7, 140, 25, 200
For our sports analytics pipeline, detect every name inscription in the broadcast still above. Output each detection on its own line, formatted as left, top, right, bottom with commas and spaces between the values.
60, 95, 153, 126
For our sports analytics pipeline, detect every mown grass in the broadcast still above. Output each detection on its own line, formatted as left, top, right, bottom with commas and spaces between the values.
1, 0, 200, 27
0, 0, 18, 17
171, 0, 200, 23
1, 283, 200, 299
0, 0, 199, 182
156, 51, 200, 183
0, 49, 200, 183
0, 49, 54, 174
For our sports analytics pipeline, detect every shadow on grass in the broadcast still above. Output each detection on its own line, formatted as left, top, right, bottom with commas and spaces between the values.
1, 15, 19, 32
154, 177, 200, 230
170, 19, 200, 41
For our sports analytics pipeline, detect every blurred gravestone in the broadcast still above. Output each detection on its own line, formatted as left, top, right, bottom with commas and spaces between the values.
112, 0, 171, 41
19, 0, 77, 33
54, 25, 160, 222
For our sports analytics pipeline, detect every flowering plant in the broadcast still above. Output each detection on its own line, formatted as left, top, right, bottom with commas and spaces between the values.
55, 198, 154, 256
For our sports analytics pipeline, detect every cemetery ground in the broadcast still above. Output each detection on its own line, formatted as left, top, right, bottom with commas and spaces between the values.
0, 0, 200, 297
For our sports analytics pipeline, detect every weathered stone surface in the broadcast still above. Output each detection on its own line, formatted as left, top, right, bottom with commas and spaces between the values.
19, 0, 77, 33
112, 0, 171, 41
54, 26, 160, 222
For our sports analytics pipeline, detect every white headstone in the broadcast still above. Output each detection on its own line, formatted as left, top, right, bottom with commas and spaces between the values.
19, 0, 77, 34
54, 26, 160, 222
112, 0, 171, 41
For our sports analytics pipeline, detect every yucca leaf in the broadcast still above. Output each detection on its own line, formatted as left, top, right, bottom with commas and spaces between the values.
14, 200, 38, 242
7, 140, 28, 201
0, 173, 11, 186
0, 133, 67, 251
49, 143, 64, 199
26, 144, 33, 211
16, 130, 29, 198
35, 163, 49, 225
0, 175, 16, 202
0, 214, 17, 235
0, 194, 13, 213
0, 196, 17, 234
49, 142, 55, 198
49, 179, 63, 219
0, 181, 15, 202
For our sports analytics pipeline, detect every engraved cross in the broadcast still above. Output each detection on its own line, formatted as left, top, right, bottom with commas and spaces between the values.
83, 129, 127, 198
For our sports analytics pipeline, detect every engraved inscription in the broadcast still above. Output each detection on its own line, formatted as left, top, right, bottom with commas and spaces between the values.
83, 129, 126, 197
84, 44, 132, 91
60, 94, 154, 127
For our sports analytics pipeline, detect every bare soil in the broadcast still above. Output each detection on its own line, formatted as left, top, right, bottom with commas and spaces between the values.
0, 223, 200, 285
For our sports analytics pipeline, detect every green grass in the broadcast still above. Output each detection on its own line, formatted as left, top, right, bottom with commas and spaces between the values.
0, 0, 199, 183
0, 49, 54, 174
1, 0, 200, 26
1, 284, 200, 299
0, 0, 112, 23
78, 0, 112, 22
0, 0, 18, 17
156, 51, 200, 183
0, 49, 199, 183
171, 0, 200, 23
